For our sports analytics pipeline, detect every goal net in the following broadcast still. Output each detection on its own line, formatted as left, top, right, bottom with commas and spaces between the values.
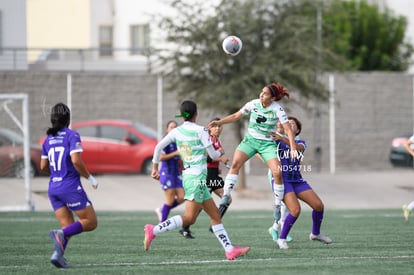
0, 94, 35, 211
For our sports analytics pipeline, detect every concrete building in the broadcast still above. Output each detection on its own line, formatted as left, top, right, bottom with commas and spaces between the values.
0, 0, 27, 70
1, 0, 170, 71
0, 0, 413, 72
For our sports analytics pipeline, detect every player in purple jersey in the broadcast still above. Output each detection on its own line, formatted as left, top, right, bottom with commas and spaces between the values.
154, 120, 185, 226
40, 103, 98, 268
270, 117, 332, 249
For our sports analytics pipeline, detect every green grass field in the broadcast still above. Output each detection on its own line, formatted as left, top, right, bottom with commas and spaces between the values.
0, 209, 413, 274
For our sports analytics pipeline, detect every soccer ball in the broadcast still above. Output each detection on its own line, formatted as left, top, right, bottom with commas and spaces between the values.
222, 35, 242, 56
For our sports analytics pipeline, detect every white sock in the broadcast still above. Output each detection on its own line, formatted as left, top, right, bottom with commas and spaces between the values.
273, 184, 284, 205
272, 221, 279, 231
408, 201, 414, 211
153, 215, 183, 235
211, 224, 234, 252
281, 202, 288, 224
223, 174, 238, 196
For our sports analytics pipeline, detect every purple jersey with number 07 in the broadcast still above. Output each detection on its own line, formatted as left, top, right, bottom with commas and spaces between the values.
41, 128, 83, 192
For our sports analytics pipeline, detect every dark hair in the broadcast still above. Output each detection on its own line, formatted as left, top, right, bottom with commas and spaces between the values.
166, 120, 177, 129
267, 83, 290, 101
179, 100, 197, 121
46, 103, 70, 136
208, 117, 221, 134
288, 116, 302, 136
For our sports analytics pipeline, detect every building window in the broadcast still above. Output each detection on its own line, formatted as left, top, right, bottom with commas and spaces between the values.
99, 26, 113, 57
130, 24, 149, 55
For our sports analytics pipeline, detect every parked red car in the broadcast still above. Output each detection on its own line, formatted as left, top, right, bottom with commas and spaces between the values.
40, 120, 158, 175
0, 128, 42, 177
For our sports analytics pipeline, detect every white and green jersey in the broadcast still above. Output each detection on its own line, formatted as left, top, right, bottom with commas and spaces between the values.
153, 121, 220, 175
240, 99, 288, 141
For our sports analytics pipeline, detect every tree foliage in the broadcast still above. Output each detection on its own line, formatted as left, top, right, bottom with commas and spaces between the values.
152, 0, 347, 188
151, 0, 412, 186
154, 0, 344, 114
323, 0, 413, 71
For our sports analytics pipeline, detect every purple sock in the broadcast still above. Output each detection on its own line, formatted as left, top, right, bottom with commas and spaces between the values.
62, 221, 83, 238
280, 214, 297, 239
312, 210, 324, 235
171, 199, 179, 208
161, 204, 172, 222
161, 199, 181, 222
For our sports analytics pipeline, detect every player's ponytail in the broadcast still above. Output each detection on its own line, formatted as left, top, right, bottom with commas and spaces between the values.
267, 83, 290, 101
47, 103, 71, 136
176, 100, 197, 121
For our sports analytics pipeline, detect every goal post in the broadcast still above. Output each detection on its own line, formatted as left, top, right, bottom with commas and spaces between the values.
0, 93, 34, 211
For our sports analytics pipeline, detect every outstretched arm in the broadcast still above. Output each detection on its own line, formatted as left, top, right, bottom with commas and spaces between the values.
208, 111, 242, 128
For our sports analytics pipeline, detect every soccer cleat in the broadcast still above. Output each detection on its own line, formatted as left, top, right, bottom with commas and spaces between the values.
179, 228, 195, 239
154, 207, 162, 222
225, 246, 250, 260
49, 230, 65, 257
268, 227, 279, 242
218, 204, 229, 218
277, 238, 289, 249
309, 233, 332, 244
402, 204, 411, 222
268, 226, 293, 242
50, 250, 70, 268
220, 195, 231, 207
143, 224, 156, 251
219, 195, 231, 218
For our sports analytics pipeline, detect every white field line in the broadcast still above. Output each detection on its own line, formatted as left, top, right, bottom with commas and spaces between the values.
0, 212, 404, 223
2, 255, 414, 269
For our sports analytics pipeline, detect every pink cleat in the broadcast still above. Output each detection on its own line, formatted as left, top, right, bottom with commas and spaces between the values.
225, 246, 250, 260
143, 224, 156, 251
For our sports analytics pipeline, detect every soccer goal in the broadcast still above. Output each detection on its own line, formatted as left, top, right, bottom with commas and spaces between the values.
0, 93, 35, 211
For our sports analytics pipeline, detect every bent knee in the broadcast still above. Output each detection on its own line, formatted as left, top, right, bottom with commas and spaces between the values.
83, 219, 98, 232
290, 207, 301, 217
91, 220, 98, 230
312, 200, 324, 212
